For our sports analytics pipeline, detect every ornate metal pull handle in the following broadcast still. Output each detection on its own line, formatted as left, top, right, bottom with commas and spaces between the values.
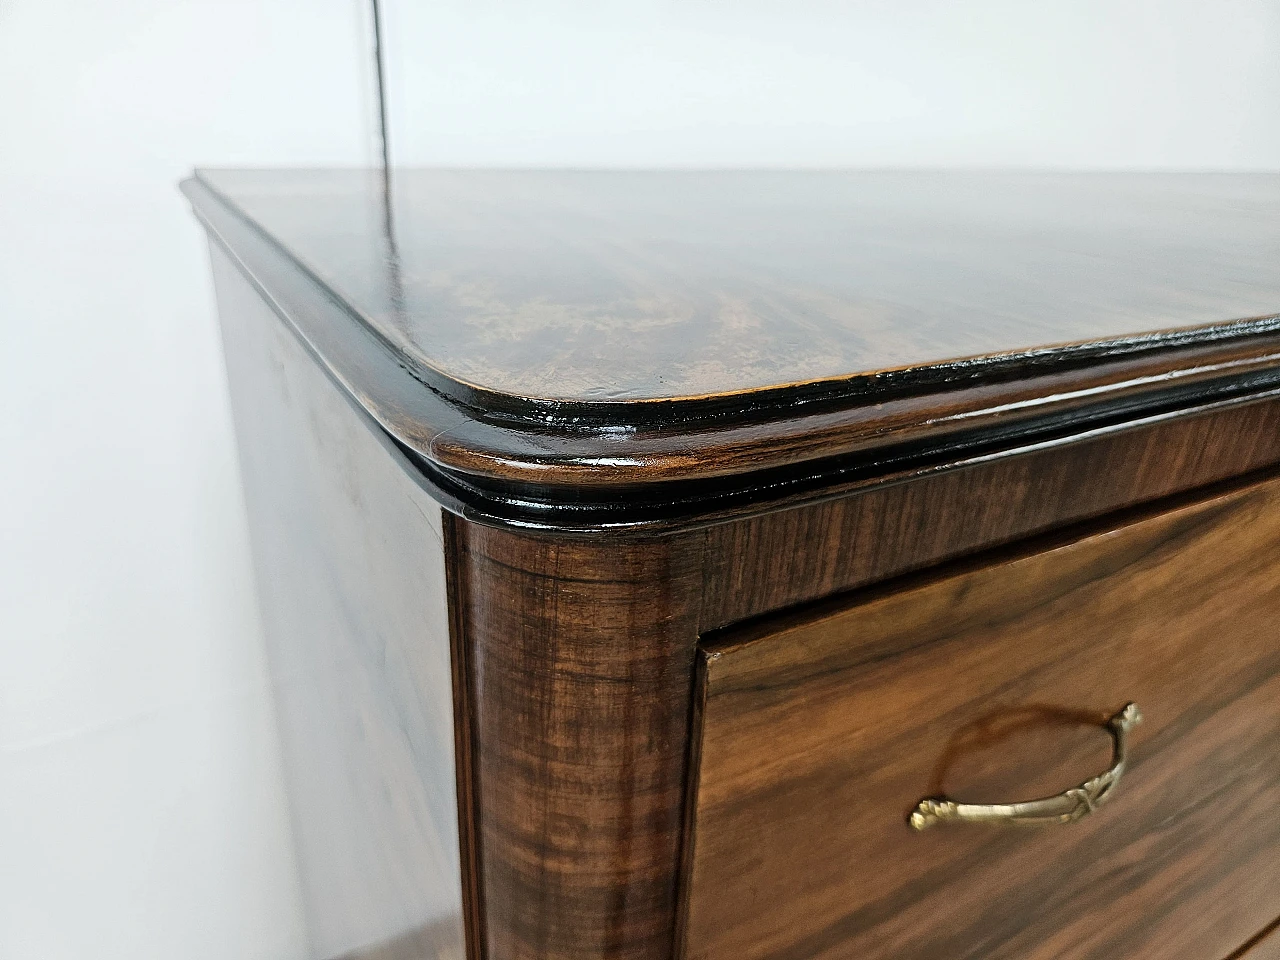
909, 702, 1141, 831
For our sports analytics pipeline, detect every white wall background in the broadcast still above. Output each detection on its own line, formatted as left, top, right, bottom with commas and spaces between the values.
381, 0, 1280, 169
0, 2, 374, 959
1, 2, 1279, 959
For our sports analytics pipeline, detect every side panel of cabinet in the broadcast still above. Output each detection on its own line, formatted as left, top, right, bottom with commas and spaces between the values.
211, 247, 466, 959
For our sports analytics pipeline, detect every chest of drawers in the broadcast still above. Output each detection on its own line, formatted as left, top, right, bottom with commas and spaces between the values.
185, 170, 1280, 960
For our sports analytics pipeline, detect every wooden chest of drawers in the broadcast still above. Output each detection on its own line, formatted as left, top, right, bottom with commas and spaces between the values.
185, 170, 1280, 960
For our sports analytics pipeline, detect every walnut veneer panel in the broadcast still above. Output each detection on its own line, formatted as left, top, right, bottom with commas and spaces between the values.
448, 521, 705, 960
702, 392, 1280, 629
684, 476, 1280, 960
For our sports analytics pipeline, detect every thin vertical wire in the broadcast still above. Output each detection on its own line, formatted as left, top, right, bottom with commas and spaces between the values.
369, 0, 404, 314
370, 0, 393, 182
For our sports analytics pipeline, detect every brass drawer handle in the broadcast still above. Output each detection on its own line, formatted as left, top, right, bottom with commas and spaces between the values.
909, 702, 1141, 831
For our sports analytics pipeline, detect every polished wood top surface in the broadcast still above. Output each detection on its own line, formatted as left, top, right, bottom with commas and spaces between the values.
196, 169, 1280, 405
185, 170, 1280, 529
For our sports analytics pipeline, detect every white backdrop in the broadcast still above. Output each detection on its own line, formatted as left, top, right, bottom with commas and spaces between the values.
0, 2, 373, 959
1, 2, 1279, 959
380, 0, 1280, 169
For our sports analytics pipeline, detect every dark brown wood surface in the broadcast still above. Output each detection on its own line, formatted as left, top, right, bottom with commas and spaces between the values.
183, 172, 1280, 530
683, 475, 1280, 960
702, 390, 1280, 629
193, 169, 1280, 404
447, 519, 705, 960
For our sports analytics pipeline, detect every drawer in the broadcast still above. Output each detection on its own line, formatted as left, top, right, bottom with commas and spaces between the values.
681, 477, 1280, 960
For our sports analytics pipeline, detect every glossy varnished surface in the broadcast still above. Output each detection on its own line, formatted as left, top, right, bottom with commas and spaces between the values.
184, 171, 1280, 528
211, 248, 465, 959
196, 169, 1280, 403
701, 391, 1280, 629
449, 519, 705, 960
683, 476, 1280, 960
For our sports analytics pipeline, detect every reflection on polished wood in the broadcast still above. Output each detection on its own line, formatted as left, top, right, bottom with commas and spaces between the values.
194, 169, 1280, 404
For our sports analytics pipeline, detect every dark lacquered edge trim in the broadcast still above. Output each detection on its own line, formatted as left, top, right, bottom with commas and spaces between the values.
186, 174, 1280, 533
190, 168, 1280, 428
421, 385, 1280, 532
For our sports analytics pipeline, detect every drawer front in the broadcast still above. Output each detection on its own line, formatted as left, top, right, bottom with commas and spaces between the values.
682, 477, 1280, 960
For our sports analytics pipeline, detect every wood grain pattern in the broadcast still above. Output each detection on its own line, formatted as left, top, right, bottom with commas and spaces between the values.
684, 475, 1280, 960
183, 172, 1280, 531
194, 169, 1280, 404
448, 519, 704, 959
211, 246, 466, 959
702, 391, 1280, 629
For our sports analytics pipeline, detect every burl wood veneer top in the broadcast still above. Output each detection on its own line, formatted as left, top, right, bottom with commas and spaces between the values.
194, 168, 1280, 404
185, 169, 1280, 529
